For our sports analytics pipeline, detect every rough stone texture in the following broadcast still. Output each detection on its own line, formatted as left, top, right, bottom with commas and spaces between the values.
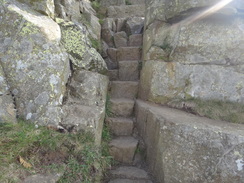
114, 31, 128, 48
110, 81, 138, 99
110, 98, 134, 117
107, 48, 117, 62
141, 0, 244, 122
125, 0, 145, 5
18, 0, 55, 18
108, 69, 119, 81
139, 60, 244, 104
62, 70, 109, 145
0, 0, 70, 126
106, 117, 133, 136
119, 61, 139, 81
128, 34, 143, 47
102, 28, 115, 47
125, 17, 144, 35
0, 65, 16, 123
116, 18, 126, 32
58, 20, 107, 74
110, 166, 149, 180
107, 5, 145, 18
100, 0, 125, 7
117, 47, 141, 61
135, 100, 244, 183
23, 173, 62, 183
109, 137, 138, 163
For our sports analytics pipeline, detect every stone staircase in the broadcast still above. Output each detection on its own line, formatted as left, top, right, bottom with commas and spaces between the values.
101, 1, 154, 182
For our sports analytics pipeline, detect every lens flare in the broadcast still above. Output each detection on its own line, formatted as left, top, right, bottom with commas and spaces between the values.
175, 0, 234, 26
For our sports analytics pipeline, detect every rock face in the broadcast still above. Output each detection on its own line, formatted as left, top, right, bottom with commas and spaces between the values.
135, 100, 244, 183
0, 0, 70, 125
0, 0, 108, 145
141, 0, 244, 123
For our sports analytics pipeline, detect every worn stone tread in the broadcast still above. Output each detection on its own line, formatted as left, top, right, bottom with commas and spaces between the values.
117, 47, 141, 61
119, 61, 140, 81
109, 137, 138, 163
110, 81, 138, 99
110, 166, 149, 180
106, 117, 134, 136
110, 98, 135, 117
107, 5, 145, 18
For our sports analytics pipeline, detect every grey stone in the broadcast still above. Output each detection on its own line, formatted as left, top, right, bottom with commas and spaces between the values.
107, 5, 145, 18
58, 20, 107, 74
20, 0, 55, 18
139, 60, 244, 104
110, 81, 138, 99
135, 99, 244, 183
106, 117, 133, 136
128, 34, 143, 47
119, 61, 139, 81
110, 166, 149, 180
116, 18, 127, 32
125, 17, 144, 35
108, 69, 119, 81
114, 31, 128, 48
102, 40, 109, 58
102, 28, 115, 47
100, 0, 125, 7
62, 70, 109, 145
105, 58, 118, 70
0, 1, 70, 126
23, 173, 62, 183
110, 98, 135, 117
0, 96, 16, 123
124, 0, 145, 5
107, 48, 117, 62
109, 137, 138, 163
83, 12, 101, 40
117, 47, 141, 61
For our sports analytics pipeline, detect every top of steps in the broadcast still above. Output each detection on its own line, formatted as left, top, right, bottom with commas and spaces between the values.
107, 5, 145, 18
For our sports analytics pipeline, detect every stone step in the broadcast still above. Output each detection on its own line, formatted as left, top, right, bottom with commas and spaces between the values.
110, 98, 134, 117
106, 117, 134, 136
110, 81, 138, 99
117, 47, 141, 61
108, 69, 119, 81
128, 34, 143, 47
109, 137, 138, 164
109, 179, 153, 183
107, 5, 145, 18
110, 166, 150, 180
119, 61, 139, 81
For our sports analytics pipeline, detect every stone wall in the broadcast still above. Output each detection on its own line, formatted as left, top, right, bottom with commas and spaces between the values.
140, 0, 244, 123
135, 100, 244, 183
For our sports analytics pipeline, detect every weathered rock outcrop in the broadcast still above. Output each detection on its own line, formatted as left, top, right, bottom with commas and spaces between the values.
135, 100, 244, 183
140, 0, 244, 123
0, 0, 108, 144
0, 0, 70, 125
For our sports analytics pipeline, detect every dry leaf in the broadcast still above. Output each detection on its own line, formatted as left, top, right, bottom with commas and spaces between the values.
18, 156, 32, 168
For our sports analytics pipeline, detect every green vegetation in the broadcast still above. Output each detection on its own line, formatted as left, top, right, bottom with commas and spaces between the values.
89, 36, 102, 53
125, 0, 132, 5
0, 120, 112, 182
172, 98, 244, 124
105, 94, 113, 117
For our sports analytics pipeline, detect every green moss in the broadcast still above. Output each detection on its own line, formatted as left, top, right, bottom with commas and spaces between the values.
125, 0, 132, 5
171, 98, 244, 124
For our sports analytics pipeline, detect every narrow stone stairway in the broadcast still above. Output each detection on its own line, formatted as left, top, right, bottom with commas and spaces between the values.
101, 1, 154, 182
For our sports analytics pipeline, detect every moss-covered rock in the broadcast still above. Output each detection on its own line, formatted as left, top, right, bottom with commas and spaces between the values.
58, 19, 107, 74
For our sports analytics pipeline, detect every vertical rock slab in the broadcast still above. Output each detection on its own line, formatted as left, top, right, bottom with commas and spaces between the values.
0, 65, 16, 123
62, 70, 109, 145
0, 0, 70, 126
135, 100, 244, 183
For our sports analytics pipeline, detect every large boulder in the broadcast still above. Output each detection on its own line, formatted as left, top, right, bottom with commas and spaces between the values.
0, 0, 70, 125
135, 100, 244, 183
